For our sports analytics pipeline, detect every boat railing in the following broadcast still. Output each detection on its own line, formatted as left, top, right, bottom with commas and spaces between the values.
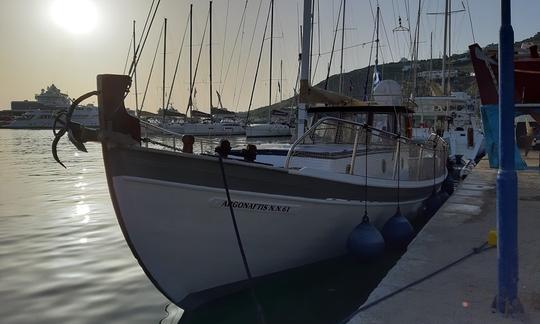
139, 119, 220, 154
285, 117, 448, 182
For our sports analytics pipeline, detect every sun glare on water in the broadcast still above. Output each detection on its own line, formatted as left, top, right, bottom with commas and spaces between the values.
51, 0, 98, 34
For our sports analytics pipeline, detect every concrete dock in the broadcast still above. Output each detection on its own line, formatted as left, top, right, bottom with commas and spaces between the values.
349, 154, 540, 323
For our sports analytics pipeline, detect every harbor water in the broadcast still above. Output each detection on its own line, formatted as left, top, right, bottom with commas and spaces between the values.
0, 129, 406, 324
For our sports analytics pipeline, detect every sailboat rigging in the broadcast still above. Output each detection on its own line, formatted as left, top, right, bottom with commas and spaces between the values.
246, 0, 292, 138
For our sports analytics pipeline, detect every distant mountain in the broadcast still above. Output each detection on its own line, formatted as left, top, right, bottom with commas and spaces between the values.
246, 32, 539, 122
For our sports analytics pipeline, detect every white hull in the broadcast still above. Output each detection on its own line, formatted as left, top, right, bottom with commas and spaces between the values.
5, 107, 99, 129
112, 175, 423, 306
445, 129, 485, 161
161, 122, 246, 136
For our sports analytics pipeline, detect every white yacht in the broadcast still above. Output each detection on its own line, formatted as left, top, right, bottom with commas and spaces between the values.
412, 92, 485, 163
4, 84, 99, 129
245, 122, 291, 137
160, 118, 246, 136
5, 104, 99, 129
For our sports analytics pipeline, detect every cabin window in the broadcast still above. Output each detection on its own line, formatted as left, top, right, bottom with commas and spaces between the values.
341, 112, 368, 125
372, 113, 392, 132
354, 112, 368, 125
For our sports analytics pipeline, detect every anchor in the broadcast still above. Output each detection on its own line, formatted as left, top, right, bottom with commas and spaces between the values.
51, 90, 100, 168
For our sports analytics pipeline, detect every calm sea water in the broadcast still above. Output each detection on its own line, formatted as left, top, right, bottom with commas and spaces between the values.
0, 129, 403, 324
0, 129, 173, 323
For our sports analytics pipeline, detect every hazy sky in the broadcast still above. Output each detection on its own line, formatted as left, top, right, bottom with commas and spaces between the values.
1, 0, 539, 113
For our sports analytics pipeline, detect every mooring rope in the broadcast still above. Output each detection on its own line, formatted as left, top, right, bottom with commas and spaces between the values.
362, 125, 370, 223
338, 241, 494, 323
217, 156, 267, 324
140, 138, 181, 151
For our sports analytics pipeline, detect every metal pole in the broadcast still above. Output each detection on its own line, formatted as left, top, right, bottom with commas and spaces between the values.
375, 4, 380, 76
269, 0, 274, 121
298, 0, 312, 138
339, 0, 346, 94
309, 0, 314, 84
448, 0, 452, 94
442, 0, 448, 95
412, 0, 421, 99
209, 1, 213, 110
163, 18, 167, 120
280, 59, 283, 103
189, 4, 193, 117
132, 20, 139, 115
495, 0, 521, 314
349, 126, 360, 175
429, 32, 433, 82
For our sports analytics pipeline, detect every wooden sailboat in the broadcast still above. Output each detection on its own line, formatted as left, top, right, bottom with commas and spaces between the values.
51, 0, 448, 309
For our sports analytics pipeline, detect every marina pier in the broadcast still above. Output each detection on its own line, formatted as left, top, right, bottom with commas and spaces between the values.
347, 155, 540, 323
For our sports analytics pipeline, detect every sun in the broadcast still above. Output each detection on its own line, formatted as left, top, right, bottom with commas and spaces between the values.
51, 0, 98, 34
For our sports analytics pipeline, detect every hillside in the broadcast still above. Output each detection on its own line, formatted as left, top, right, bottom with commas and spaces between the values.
246, 32, 540, 122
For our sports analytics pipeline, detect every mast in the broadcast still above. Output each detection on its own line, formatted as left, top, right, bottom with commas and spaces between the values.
429, 31, 433, 83
189, 4, 193, 116
162, 18, 167, 119
309, 0, 314, 83
280, 59, 283, 103
297, 0, 312, 138
209, 1, 213, 110
442, 0, 449, 95
447, 0, 452, 94
411, 0, 421, 98
132, 20, 139, 116
373, 3, 380, 93
339, 0, 346, 93
269, 0, 274, 121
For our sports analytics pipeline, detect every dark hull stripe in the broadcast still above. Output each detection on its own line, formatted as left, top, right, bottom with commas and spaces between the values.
107, 146, 441, 203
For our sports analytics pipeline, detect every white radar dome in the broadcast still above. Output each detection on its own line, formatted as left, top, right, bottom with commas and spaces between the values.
373, 80, 402, 106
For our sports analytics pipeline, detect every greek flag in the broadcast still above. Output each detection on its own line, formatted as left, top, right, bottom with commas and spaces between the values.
373, 65, 381, 89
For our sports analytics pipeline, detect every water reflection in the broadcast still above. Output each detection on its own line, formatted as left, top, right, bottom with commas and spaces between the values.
75, 203, 90, 216
0, 129, 167, 323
